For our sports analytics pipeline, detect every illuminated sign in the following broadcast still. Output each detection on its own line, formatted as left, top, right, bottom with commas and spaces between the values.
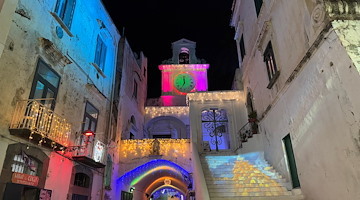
11, 172, 39, 186
93, 140, 105, 162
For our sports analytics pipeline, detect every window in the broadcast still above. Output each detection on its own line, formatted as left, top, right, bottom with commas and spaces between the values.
11, 152, 39, 176
179, 47, 190, 64
74, 173, 90, 188
132, 80, 138, 99
30, 59, 60, 110
94, 35, 107, 71
263, 42, 279, 89
54, 0, 76, 28
72, 194, 88, 200
254, 0, 263, 16
239, 34, 246, 61
121, 191, 133, 200
82, 102, 99, 132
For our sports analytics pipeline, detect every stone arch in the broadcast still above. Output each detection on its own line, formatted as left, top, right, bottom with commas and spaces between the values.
145, 116, 187, 139
68, 164, 94, 199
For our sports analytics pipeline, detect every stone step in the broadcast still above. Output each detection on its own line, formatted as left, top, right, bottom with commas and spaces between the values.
205, 177, 287, 184
209, 191, 293, 197
207, 186, 289, 193
210, 194, 305, 200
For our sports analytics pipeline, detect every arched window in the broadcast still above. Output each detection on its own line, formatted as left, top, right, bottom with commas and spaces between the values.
11, 153, 39, 176
74, 173, 90, 188
179, 47, 190, 64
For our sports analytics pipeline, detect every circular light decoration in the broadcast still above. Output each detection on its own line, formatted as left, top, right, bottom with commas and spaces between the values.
164, 178, 171, 185
55, 26, 63, 39
174, 73, 195, 93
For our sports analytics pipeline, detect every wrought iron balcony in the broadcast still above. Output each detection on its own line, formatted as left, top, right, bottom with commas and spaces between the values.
9, 99, 71, 150
237, 121, 259, 148
68, 139, 106, 168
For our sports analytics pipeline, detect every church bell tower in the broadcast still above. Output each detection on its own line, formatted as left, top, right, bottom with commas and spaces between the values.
159, 38, 209, 106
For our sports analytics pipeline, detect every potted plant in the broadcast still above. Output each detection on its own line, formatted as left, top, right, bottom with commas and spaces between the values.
251, 122, 259, 134
248, 111, 258, 122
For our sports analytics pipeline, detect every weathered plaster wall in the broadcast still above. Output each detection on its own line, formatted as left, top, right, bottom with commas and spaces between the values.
232, 0, 360, 199
0, 0, 19, 57
261, 30, 360, 200
0, 0, 119, 198
117, 38, 147, 140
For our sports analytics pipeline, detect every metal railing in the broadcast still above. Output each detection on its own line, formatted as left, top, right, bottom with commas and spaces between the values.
68, 139, 107, 164
237, 120, 258, 149
10, 99, 71, 147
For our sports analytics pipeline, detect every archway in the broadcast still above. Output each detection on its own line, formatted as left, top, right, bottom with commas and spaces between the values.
116, 160, 191, 200
145, 116, 187, 139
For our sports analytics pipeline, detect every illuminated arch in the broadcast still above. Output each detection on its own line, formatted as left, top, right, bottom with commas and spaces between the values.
116, 159, 191, 197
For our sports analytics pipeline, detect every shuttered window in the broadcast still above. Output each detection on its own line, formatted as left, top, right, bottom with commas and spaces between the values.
55, 0, 76, 28
94, 35, 107, 71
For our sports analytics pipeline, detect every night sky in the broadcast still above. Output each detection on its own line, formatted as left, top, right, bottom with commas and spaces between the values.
102, 0, 238, 98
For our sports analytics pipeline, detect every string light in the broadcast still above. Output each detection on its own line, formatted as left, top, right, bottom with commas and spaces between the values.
119, 139, 190, 159
145, 107, 189, 118
11, 100, 71, 147
187, 90, 243, 103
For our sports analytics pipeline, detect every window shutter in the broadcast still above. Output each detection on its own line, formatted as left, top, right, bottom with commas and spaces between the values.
63, 0, 76, 28
100, 42, 107, 71
95, 35, 102, 66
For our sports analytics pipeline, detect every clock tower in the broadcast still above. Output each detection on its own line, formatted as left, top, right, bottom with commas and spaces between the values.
159, 39, 209, 106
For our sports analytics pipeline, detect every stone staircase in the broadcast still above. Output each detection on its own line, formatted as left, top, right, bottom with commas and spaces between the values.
201, 152, 304, 200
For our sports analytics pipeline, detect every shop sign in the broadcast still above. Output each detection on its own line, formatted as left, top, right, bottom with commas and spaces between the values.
11, 172, 39, 186
93, 140, 105, 162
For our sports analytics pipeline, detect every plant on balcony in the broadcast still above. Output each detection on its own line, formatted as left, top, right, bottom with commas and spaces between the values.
251, 122, 259, 134
248, 111, 258, 122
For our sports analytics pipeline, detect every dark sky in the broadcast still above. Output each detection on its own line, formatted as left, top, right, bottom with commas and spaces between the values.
102, 0, 238, 98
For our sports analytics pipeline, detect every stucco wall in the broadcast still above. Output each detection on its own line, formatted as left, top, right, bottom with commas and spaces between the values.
0, 0, 119, 198
231, 0, 360, 199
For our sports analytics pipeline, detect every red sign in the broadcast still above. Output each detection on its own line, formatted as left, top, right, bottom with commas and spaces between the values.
11, 172, 39, 186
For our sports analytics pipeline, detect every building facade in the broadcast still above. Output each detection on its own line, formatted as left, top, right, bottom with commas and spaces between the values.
231, 0, 360, 199
0, 0, 120, 199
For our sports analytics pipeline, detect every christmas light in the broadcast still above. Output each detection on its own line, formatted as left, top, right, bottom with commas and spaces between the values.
187, 90, 244, 103
145, 106, 189, 118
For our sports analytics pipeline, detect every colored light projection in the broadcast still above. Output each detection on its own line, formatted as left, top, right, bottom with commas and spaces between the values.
145, 106, 189, 119
117, 160, 192, 196
204, 152, 288, 196
151, 186, 185, 200
159, 64, 209, 94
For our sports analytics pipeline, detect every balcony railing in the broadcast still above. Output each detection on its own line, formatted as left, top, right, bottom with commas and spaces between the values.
9, 99, 71, 149
69, 139, 106, 168
237, 121, 259, 149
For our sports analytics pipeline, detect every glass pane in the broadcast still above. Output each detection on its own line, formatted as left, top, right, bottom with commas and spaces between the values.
33, 81, 45, 99
86, 103, 98, 119
90, 121, 96, 132
38, 61, 60, 87
44, 89, 55, 108
84, 117, 90, 131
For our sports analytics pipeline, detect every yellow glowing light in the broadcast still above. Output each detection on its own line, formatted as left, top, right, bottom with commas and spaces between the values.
187, 91, 243, 103
145, 106, 189, 119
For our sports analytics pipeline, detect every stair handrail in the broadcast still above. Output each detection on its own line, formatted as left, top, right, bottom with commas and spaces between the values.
236, 120, 258, 150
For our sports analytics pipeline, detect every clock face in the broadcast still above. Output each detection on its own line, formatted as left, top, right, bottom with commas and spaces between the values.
174, 73, 195, 93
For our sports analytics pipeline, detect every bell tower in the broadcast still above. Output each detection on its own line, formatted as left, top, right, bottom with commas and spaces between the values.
159, 38, 209, 106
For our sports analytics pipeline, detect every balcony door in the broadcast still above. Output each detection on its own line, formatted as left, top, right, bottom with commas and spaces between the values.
29, 59, 60, 110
